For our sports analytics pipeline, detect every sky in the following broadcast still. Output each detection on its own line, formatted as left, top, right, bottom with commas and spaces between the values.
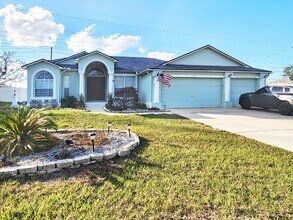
0, 0, 292, 87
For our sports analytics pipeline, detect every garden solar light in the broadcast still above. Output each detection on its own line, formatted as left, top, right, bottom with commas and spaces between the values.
107, 121, 112, 134
126, 123, 131, 137
89, 132, 96, 152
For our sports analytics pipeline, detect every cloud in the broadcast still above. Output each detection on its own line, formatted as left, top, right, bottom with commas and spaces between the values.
66, 25, 142, 55
147, 51, 176, 60
0, 4, 64, 47
138, 46, 147, 53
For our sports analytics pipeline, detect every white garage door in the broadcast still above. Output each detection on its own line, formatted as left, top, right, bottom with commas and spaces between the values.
161, 78, 222, 108
231, 78, 257, 106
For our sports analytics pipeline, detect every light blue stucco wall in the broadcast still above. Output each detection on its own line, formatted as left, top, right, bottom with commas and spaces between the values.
138, 73, 152, 105
26, 62, 61, 102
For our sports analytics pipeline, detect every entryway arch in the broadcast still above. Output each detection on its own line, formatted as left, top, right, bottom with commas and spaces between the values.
85, 61, 107, 101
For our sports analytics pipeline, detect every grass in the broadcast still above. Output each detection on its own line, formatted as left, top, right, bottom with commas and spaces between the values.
0, 110, 292, 219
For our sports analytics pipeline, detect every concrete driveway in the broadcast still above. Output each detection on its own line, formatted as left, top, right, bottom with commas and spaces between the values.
172, 107, 293, 152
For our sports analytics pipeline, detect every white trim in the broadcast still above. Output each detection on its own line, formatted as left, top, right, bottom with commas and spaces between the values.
224, 73, 231, 102
153, 77, 160, 103
23, 59, 62, 69
160, 69, 271, 73
172, 75, 224, 78
75, 50, 118, 62
230, 76, 259, 79
114, 73, 136, 76
79, 71, 85, 96
31, 68, 57, 100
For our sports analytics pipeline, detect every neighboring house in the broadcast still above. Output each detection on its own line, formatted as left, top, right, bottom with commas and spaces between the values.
268, 75, 293, 86
0, 87, 27, 103
22, 45, 271, 108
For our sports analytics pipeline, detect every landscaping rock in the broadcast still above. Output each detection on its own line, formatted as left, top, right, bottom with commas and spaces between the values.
0, 167, 18, 177
37, 161, 56, 171
56, 159, 73, 168
118, 149, 130, 157
123, 143, 134, 151
104, 151, 117, 159
89, 153, 104, 161
73, 155, 91, 165
47, 168, 61, 173
18, 165, 38, 174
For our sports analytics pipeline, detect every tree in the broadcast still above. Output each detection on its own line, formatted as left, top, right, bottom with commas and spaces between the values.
283, 65, 293, 80
0, 105, 58, 157
0, 51, 25, 87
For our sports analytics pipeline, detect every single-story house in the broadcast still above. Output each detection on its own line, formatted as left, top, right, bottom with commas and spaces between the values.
22, 45, 271, 108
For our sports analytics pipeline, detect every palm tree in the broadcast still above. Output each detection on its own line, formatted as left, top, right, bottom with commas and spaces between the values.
0, 105, 58, 157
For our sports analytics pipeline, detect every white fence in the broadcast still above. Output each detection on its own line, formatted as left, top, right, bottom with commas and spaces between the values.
0, 87, 27, 102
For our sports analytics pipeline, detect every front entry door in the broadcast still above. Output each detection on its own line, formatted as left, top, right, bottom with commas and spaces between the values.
87, 77, 106, 101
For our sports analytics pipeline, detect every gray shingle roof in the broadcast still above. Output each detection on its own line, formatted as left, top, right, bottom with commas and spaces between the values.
35, 49, 270, 74
113, 56, 165, 73
151, 64, 271, 73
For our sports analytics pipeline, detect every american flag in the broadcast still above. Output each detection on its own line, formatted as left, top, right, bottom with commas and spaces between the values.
157, 73, 173, 87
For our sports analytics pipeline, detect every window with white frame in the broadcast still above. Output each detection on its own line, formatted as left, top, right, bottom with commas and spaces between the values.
114, 75, 136, 96
34, 71, 53, 97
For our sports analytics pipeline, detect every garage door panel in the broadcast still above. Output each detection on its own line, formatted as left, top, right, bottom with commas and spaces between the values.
231, 79, 257, 106
161, 78, 222, 108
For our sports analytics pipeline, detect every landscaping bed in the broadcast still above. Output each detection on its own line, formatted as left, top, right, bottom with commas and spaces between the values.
103, 106, 170, 113
0, 130, 139, 177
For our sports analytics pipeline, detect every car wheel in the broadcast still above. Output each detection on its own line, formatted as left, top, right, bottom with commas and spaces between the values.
240, 98, 251, 110
278, 102, 292, 116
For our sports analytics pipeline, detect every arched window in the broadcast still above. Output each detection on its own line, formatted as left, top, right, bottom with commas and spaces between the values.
88, 68, 104, 77
34, 71, 53, 97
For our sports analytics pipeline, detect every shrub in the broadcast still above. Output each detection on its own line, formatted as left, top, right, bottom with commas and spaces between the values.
30, 100, 42, 108
0, 105, 58, 157
77, 94, 86, 109
30, 99, 58, 109
61, 96, 78, 108
132, 102, 147, 110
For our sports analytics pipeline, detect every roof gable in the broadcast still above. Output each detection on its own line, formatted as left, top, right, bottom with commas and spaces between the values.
22, 59, 62, 69
76, 50, 118, 62
165, 45, 249, 67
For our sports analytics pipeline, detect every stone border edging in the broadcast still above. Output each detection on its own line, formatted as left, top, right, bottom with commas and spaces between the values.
0, 130, 140, 179
103, 106, 170, 114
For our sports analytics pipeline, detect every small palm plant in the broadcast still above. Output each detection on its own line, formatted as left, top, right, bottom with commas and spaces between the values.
0, 105, 58, 157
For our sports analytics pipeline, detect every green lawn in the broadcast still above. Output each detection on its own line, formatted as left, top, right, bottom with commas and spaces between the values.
0, 110, 292, 219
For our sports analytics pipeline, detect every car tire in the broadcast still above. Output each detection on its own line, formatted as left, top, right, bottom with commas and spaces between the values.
240, 98, 251, 110
278, 102, 292, 116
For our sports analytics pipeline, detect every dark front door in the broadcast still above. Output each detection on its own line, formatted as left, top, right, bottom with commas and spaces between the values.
87, 77, 106, 101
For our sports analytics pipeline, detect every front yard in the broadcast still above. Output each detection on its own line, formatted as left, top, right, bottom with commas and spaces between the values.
0, 110, 292, 219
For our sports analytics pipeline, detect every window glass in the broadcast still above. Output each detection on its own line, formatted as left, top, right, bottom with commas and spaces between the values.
256, 87, 268, 94
125, 76, 136, 88
284, 87, 291, 93
114, 76, 136, 96
271, 87, 283, 93
35, 71, 53, 97
114, 76, 124, 96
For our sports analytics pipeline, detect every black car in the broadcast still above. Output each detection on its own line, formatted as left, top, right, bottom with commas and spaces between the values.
239, 86, 293, 115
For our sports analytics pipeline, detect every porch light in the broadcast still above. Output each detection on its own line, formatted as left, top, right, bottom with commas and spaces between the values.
107, 121, 112, 134
126, 123, 131, 137
89, 132, 96, 152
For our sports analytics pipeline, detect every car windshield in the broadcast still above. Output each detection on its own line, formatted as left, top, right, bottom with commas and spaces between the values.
271, 86, 283, 93
256, 87, 269, 94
